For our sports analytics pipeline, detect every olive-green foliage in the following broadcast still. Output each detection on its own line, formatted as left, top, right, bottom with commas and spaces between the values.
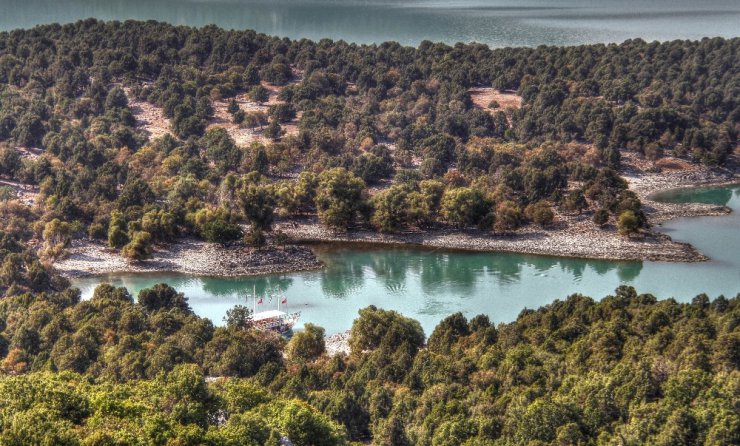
563, 189, 588, 214
349, 306, 425, 356
0, 284, 738, 445
264, 119, 283, 140
371, 185, 411, 233
315, 168, 367, 230
121, 230, 153, 260
238, 181, 276, 231
224, 305, 253, 329
0, 366, 347, 446
286, 323, 326, 362
189, 207, 243, 244
0, 282, 287, 379
617, 210, 640, 236
493, 199, 523, 234
138, 283, 191, 314
427, 312, 469, 354
524, 200, 554, 227
440, 187, 489, 228
4, 21, 732, 249
141, 209, 178, 241
203, 327, 284, 377
593, 208, 610, 227
107, 211, 128, 249
248, 85, 270, 104
0, 20, 738, 445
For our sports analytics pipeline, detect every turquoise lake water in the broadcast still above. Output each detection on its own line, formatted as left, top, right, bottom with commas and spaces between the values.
1, 1, 738, 47
72, 185, 740, 335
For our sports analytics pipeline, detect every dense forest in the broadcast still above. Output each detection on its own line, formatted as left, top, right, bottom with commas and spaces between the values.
0, 20, 737, 263
0, 20, 739, 445
0, 281, 737, 445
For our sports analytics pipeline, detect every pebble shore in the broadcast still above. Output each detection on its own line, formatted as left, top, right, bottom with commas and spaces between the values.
54, 238, 323, 278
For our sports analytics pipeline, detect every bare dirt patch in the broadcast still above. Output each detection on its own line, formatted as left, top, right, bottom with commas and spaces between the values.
655, 157, 695, 171
125, 88, 173, 140
15, 146, 41, 160
208, 92, 268, 146
621, 151, 698, 173
469, 87, 522, 111
0, 178, 39, 206
208, 85, 301, 147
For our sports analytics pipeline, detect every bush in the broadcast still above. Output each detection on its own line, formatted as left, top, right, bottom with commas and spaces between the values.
121, 231, 153, 260
107, 212, 129, 249
524, 201, 554, 227
617, 210, 640, 236
201, 218, 243, 244
593, 208, 610, 227
286, 323, 325, 362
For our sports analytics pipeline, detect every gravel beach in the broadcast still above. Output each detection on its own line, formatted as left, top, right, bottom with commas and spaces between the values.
54, 238, 323, 278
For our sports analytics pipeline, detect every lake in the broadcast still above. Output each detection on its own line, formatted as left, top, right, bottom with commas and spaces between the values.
1, 0, 738, 47
72, 185, 740, 335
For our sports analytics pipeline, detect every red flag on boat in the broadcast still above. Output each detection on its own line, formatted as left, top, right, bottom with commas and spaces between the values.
257, 297, 263, 304
281, 297, 287, 304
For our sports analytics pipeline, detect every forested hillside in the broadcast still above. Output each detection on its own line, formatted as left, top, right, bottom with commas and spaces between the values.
0, 21, 737, 262
0, 21, 738, 445
0, 283, 737, 445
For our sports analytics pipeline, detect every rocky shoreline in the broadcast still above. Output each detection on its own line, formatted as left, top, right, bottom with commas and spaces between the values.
54, 238, 323, 278
276, 154, 738, 264
53, 154, 738, 278
279, 217, 708, 263
622, 153, 738, 225
325, 330, 351, 356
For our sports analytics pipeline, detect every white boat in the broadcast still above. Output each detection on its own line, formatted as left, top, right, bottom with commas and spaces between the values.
248, 285, 300, 334
252, 309, 301, 333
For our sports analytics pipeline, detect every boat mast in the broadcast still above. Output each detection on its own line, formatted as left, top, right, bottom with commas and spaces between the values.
252, 284, 256, 314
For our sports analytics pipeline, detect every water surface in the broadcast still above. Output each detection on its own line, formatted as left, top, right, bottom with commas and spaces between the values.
1, 0, 738, 47
73, 185, 740, 335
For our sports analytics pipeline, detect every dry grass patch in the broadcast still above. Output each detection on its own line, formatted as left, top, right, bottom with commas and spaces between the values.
655, 157, 695, 171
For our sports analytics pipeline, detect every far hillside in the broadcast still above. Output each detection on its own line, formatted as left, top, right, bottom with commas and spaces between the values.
0, 20, 737, 265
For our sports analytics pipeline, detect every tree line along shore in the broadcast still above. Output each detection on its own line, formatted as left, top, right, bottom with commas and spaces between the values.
54, 161, 737, 278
